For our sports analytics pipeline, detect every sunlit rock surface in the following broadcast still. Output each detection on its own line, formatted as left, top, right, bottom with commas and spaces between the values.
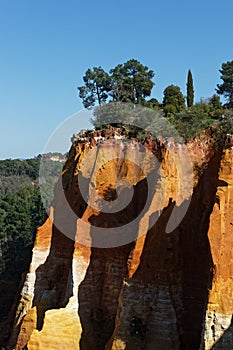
2, 128, 233, 350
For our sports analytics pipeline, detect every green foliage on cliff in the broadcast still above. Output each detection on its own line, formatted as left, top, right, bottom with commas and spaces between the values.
168, 101, 224, 139
79, 58, 233, 143
216, 60, 233, 108
91, 99, 228, 142
78, 59, 155, 108
78, 66, 112, 108
187, 70, 194, 107
162, 85, 186, 116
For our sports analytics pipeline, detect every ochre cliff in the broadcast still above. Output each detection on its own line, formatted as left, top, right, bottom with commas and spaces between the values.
2, 127, 233, 350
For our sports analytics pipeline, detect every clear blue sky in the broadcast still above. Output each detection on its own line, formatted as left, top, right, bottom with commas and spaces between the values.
0, 0, 233, 159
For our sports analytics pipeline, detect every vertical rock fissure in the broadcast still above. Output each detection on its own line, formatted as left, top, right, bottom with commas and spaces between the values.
78, 244, 134, 350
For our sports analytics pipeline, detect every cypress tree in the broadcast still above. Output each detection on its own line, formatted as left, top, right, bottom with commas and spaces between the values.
187, 70, 194, 107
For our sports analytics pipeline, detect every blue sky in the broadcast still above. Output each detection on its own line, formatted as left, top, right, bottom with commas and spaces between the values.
0, 0, 233, 159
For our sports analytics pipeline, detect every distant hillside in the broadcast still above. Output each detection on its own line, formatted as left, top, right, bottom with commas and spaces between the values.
0, 154, 65, 333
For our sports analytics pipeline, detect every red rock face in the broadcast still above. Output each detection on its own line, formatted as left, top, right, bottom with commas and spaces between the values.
4, 128, 233, 350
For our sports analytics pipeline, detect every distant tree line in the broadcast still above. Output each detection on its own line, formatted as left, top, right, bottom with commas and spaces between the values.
0, 155, 65, 180
0, 158, 40, 179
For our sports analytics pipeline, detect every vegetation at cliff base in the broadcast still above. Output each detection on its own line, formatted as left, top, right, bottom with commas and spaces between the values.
0, 158, 42, 281
0, 185, 44, 241
0, 156, 64, 277
0, 156, 65, 332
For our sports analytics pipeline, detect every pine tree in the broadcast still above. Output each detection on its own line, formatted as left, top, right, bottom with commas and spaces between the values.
78, 67, 111, 108
216, 60, 233, 108
78, 60, 155, 108
186, 70, 194, 107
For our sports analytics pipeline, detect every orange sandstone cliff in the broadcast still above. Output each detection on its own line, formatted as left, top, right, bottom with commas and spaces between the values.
2, 128, 233, 350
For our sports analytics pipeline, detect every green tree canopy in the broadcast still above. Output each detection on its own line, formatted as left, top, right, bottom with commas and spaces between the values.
209, 94, 222, 109
186, 70, 194, 107
140, 97, 160, 110
78, 59, 155, 108
162, 85, 186, 115
216, 60, 233, 108
78, 66, 111, 108
110, 59, 154, 103
169, 102, 217, 140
